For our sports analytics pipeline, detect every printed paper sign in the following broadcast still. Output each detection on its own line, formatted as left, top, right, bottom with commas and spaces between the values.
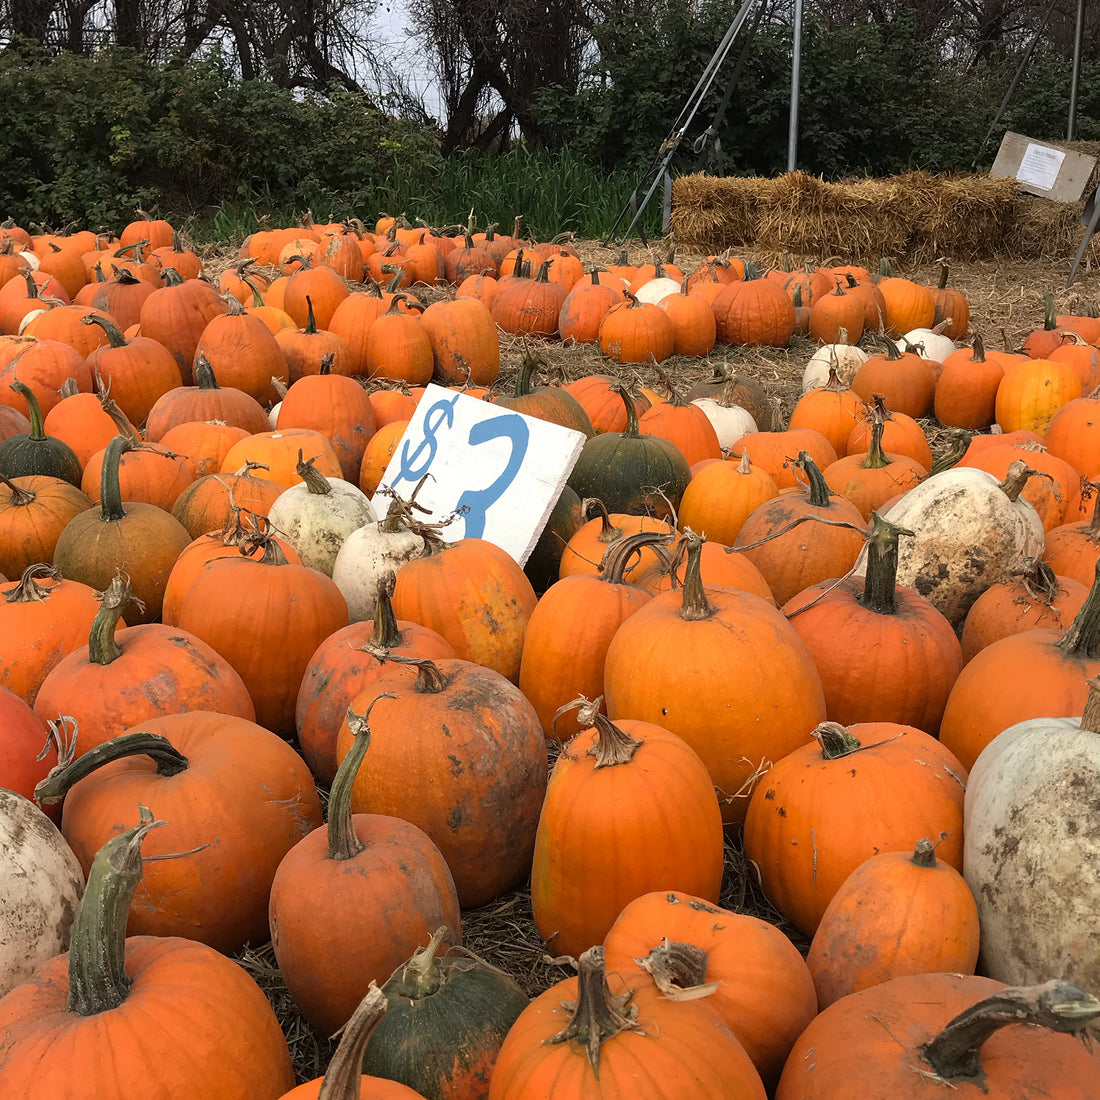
373, 384, 587, 565
1017, 143, 1065, 191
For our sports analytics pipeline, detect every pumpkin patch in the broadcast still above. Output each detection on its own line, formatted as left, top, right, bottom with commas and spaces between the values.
2, 211, 1098, 1095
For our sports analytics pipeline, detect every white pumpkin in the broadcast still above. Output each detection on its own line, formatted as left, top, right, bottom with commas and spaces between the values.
866, 461, 1045, 629
268, 401, 281, 429
0, 789, 84, 996
633, 277, 680, 305
904, 327, 957, 365
964, 687, 1100, 992
267, 459, 377, 576
691, 398, 757, 450
331, 499, 428, 621
802, 337, 869, 392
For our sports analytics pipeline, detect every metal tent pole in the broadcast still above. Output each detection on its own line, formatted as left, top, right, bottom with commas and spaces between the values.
787, 0, 803, 171
1068, 0, 1085, 139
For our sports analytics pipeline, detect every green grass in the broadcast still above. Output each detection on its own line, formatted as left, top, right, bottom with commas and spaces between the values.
183, 147, 661, 245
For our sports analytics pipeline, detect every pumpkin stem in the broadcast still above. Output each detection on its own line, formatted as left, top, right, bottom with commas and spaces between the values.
193, 353, 220, 390
636, 940, 717, 999
161, 267, 184, 287
80, 312, 128, 348
66, 805, 165, 1016
997, 460, 1039, 504
910, 837, 938, 868
1042, 291, 1057, 331
4, 562, 61, 603
678, 528, 714, 621
798, 451, 832, 507
599, 529, 672, 585
295, 449, 333, 496
392, 926, 449, 999
88, 575, 140, 666
328, 692, 398, 861
303, 295, 319, 335
316, 985, 390, 1099
35, 731, 190, 808
0, 469, 36, 507
1081, 675, 1100, 734
610, 381, 640, 438
861, 402, 890, 470
370, 652, 449, 694
546, 946, 640, 1078
929, 429, 972, 475
554, 695, 643, 767
858, 511, 914, 615
1057, 558, 1100, 658
811, 721, 864, 759
919, 980, 1100, 1083
514, 351, 542, 398
98, 435, 134, 523
581, 497, 624, 545
9, 380, 46, 441
368, 571, 403, 649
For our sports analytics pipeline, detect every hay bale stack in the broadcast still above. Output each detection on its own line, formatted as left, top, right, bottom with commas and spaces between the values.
670, 173, 767, 250
1009, 195, 1100, 262
671, 170, 1063, 262
754, 171, 913, 261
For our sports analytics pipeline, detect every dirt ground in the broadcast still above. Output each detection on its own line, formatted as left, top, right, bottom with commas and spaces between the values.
202, 237, 1100, 1081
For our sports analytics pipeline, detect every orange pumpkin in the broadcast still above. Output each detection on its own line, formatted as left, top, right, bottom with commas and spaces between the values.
678, 451, 779, 545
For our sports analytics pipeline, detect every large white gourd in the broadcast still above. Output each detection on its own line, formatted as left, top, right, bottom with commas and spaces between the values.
331, 498, 428, 622
691, 398, 757, 450
867, 460, 1045, 629
0, 788, 84, 996
964, 682, 1100, 992
267, 456, 377, 576
903, 326, 957, 365
802, 335, 869, 392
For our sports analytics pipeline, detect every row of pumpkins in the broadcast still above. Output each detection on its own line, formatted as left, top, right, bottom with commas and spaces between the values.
0, 212, 1099, 1097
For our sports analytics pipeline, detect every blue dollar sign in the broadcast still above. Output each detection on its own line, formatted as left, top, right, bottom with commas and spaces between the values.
455, 413, 529, 539
391, 394, 458, 489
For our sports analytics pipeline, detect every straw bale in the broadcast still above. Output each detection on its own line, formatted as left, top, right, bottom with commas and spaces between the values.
670, 172, 766, 251
905, 173, 1020, 263
1008, 194, 1100, 263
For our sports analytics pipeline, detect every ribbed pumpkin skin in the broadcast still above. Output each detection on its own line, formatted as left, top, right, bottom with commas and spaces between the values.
362, 951, 530, 1100
138, 277, 229, 383
177, 554, 349, 736
637, 400, 722, 466
775, 972, 1100, 1100
295, 619, 456, 784
219, 429, 344, 490
0, 475, 93, 578
598, 297, 674, 363
391, 539, 537, 684
54, 712, 322, 953
336, 659, 547, 908
531, 718, 724, 958
678, 457, 779, 545
193, 309, 289, 405
80, 445, 195, 512
269, 815, 461, 1037
52, 503, 191, 625
876, 276, 935, 335
604, 891, 817, 1088
0, 935, 295, 1099
996, 358, 1082, 434
488, 966, 767, 1100
145, 374, 271, 441
807, 845, 980, 1009
603, 583, 827, 825
783, 580, 963, 736
744, 723, 967, 935
712, 278, 796, 347
419, 298, 500, 386
34, 623, 256, 758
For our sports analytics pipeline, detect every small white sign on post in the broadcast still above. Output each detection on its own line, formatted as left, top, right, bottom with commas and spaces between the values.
1017, 142, 1066, 192
373, 384, 587, 565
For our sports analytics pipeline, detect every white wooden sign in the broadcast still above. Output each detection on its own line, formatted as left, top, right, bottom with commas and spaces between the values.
373, 384, 587, 565
990, 131, 1097, 202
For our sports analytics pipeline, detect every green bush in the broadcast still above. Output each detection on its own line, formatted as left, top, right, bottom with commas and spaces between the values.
0, 43, 442, 229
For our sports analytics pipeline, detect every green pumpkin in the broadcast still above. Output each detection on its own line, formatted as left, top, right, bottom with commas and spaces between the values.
524, 483, 583, 594
492, 353, 595, 439
362, 927, 529, 1099
567, 381, 690, 519
0, 381, 82, 486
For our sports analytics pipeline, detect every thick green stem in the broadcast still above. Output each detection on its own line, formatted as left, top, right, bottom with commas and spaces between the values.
919, 980, 1100, 1083
1057, 558, 1100, 658
858, 511, 913, 615
81, 313, 128, 348
798, 451, 832, 507
9, 380, 46, 440
87, 575, 133, 665
67, 807, 165, 1016
99, 435, 135, 523
861, 408, 890, 470
811, 721, 864, 759
317, 986, 389, 1100
611, 381, 640, 438
328, 693, 397, 861
678, 529, 714, 622
35, 732, 189, 807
